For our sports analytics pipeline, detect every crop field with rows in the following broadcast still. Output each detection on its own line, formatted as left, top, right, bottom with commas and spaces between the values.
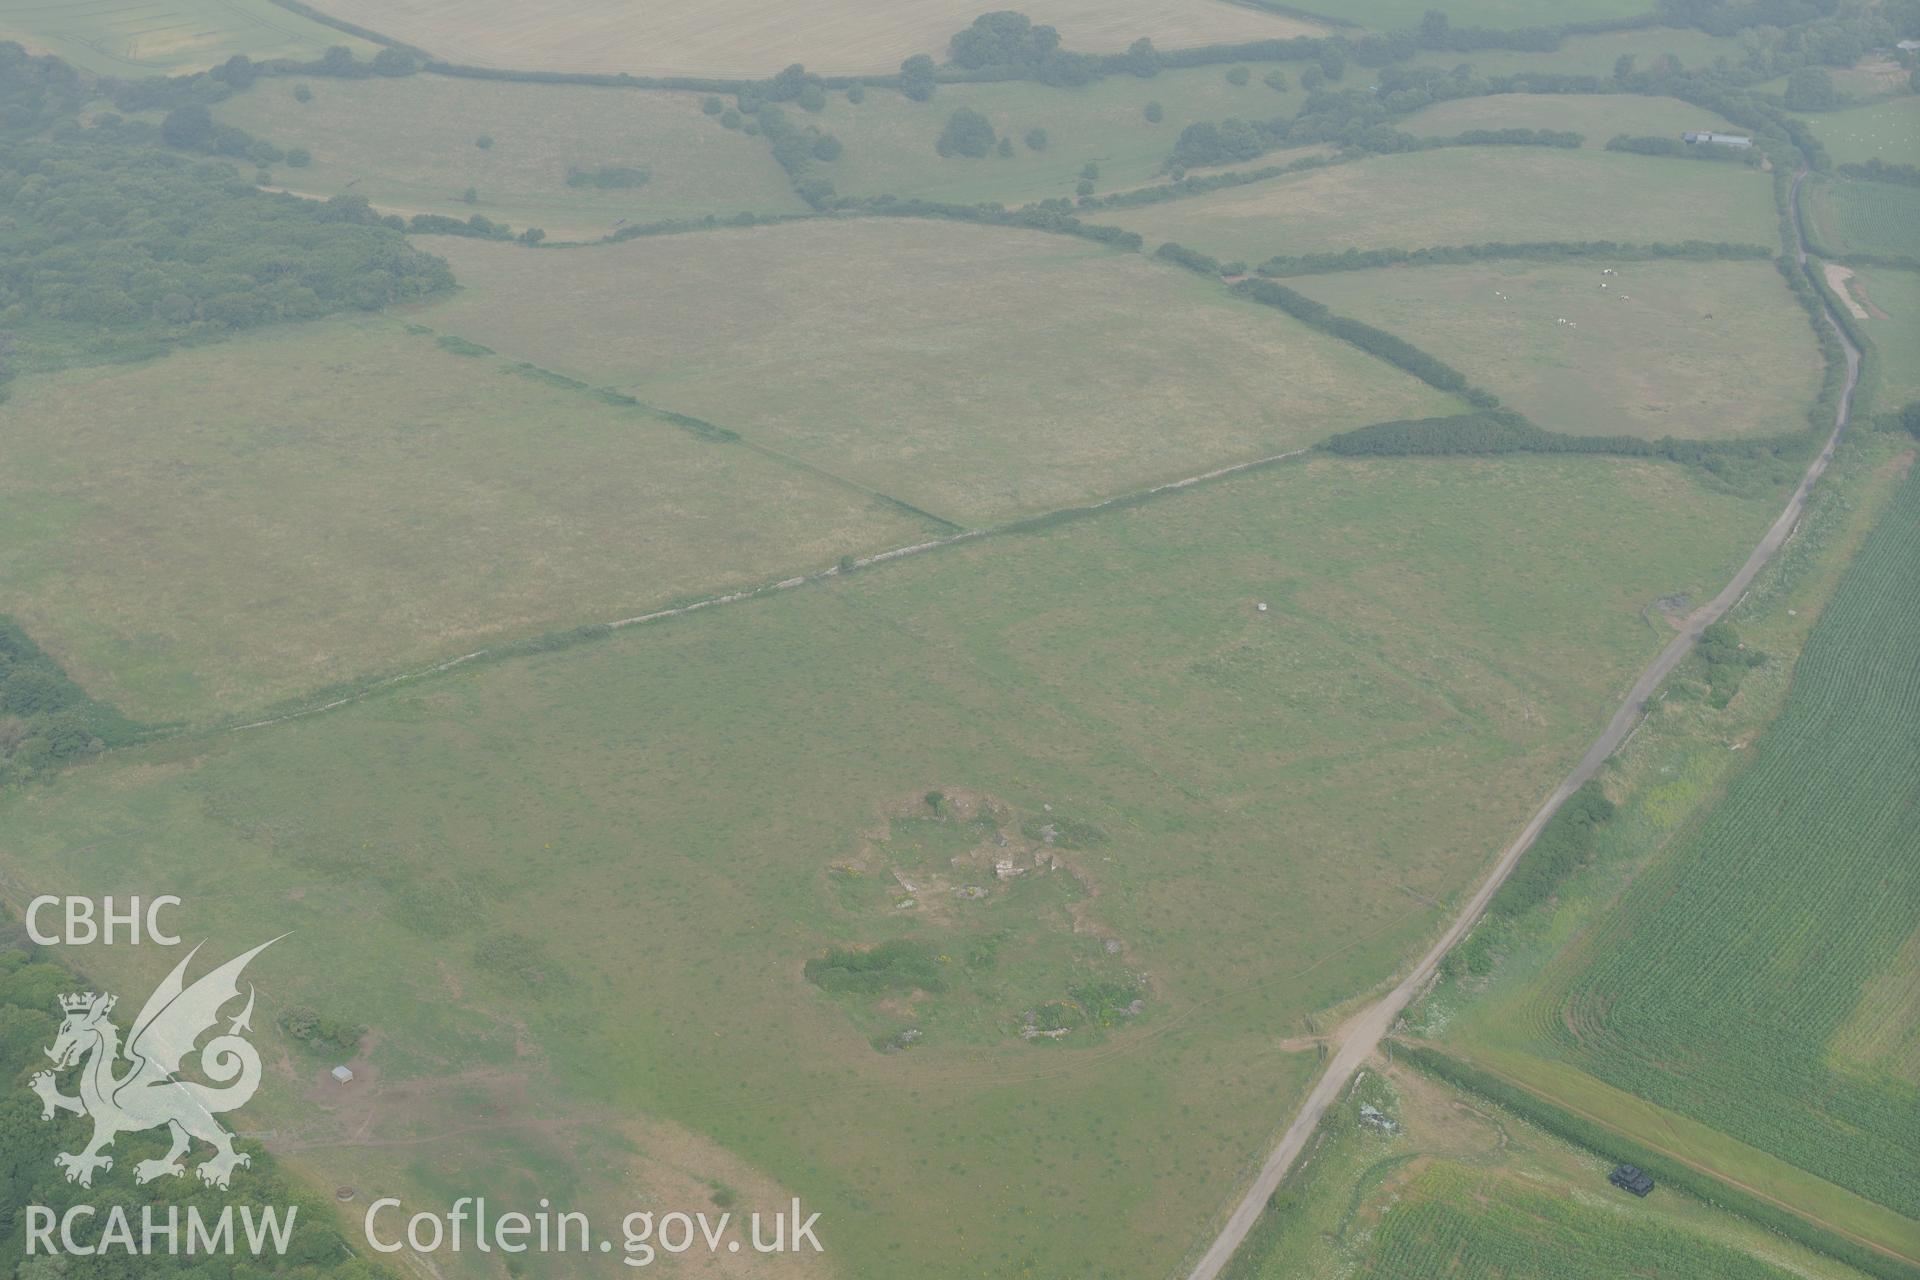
1808, 177, 1920, 262
1534, 470, 1920, 1218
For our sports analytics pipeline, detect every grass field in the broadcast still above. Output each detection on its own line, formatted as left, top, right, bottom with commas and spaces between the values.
1293, 259, 1823, 440
1402, 92, 1735, 146
1404, 27, 1750, 80
0, 318, 939, 723
1806, 175, 1920, 261
815, 65, 1303, 204
214, 75, 805, 238
1803, 97, 1920, 168
2, 452, 1773, 1280
413, 221, 1460, 524
1094, 148, 1778, 264
296, 0, 1321, 78
1223, 1063, 1874, 1280
0, 0, 376, 75
1438, 467, 1920, 1222
1841, 265, 1920, 409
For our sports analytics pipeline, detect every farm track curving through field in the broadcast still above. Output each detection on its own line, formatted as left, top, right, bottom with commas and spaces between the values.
1181, 167, 1865, 1280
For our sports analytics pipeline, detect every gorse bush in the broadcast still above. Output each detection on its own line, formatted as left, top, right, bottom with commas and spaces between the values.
1487, 780, 1614, 917
805, 940, 946, 995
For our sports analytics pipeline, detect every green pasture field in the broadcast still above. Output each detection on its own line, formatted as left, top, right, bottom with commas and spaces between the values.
293, 0, 1323, 78
1806, 175, 1920, 261
214, 75, 805, 239
1426, 466, 1920, 1227
0, 318, 938, 723
0, 0, 376, 75
413, 221, 1459, 525
1402, 92, 1736, 146
1293, 259, 1823, 440
815, 65, 1303, 204
1803, 97, 1920, 168
1223, 1063, 1874, 1280
1093, 147, 1778, 264
1401, 28, 1749, 79
1843, 265, 1920, 409
1, 452, 1773, 1280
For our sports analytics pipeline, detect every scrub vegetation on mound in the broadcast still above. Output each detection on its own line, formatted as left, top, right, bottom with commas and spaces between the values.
0, 454, 1771, 1279
413, 220, 1460, 524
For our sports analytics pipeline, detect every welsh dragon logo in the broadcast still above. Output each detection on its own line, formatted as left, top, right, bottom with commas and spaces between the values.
30, 937, 282, 1189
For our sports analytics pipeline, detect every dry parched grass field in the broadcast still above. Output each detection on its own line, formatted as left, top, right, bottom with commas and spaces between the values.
216, 76, 806, 238
1294, 259, 1824, 440
0, 319, 937, 722
1098, 148, 1781, 264
415, 221, 1461, 524
297, 0, 1323, 78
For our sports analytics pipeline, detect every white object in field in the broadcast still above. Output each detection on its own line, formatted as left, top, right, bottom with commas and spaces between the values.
1256, 602, 1269, 612
330, 1065, 354, 1084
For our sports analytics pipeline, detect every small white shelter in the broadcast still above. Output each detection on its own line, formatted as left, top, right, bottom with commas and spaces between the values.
330, 1065, 355, 1084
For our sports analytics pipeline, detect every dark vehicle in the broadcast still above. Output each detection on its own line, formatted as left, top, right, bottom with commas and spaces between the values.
1609, 1164, 1655, 1197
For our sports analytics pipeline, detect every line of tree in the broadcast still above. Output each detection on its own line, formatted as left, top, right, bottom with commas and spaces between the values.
1233, 280, 1501, 407
1255, 239, 1773, 277
1606, 133, 1762, 164
1487, 780, 1615, 917
846, 196, 1143, 251
1318, 411, 1817, 494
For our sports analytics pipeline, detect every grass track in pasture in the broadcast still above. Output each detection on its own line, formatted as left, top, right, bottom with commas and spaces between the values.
0, 0, 376, 74
217, 75, 805, 238
1293, 259, 1824, 440
414, 220, 1460, 525
0, 318, 936, 722
1, 454, 1773, 1280
1094, 148, 1778, 265
294, 0, 1323, 78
